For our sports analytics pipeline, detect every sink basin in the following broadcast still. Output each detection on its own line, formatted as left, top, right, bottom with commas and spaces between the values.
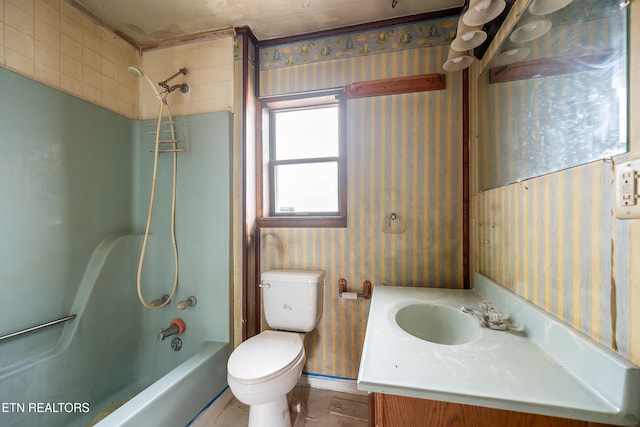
395, 303, 481, 345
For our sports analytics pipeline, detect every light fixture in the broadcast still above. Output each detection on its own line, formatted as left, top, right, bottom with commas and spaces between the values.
528, 0, 573, 15
443, 48, 474, 72
509, 15, 552, 43
462, 0, 507, 26
495, 43, 531, 65
451, 15, 488, 51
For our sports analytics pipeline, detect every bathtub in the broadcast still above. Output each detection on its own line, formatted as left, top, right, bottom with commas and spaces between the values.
0, 235, 231, 427
94, 340, 231, 427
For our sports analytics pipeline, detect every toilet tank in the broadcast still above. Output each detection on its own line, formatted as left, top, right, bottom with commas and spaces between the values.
260, 269, 325, 332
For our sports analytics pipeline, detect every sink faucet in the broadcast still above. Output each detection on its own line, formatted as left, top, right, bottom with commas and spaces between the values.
460, 301, 508, 331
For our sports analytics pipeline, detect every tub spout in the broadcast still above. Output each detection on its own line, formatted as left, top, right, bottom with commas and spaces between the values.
158, 324, 179, 341
158, 318, 186, 341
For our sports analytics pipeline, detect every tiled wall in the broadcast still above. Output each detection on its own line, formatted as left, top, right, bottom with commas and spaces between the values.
140, 39, 234, 120
0, 0, 139, 118
470, 0, 640, 366
0, 0, 234, 121
257, 18, 465, 379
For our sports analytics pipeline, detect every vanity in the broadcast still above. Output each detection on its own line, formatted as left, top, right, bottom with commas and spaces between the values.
357, 274, 640, 427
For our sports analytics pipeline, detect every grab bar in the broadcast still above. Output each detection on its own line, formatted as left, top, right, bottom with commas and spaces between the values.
0, 314, 77, 342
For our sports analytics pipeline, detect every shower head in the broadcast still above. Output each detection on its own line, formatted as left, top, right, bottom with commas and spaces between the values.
127, 65, 143, 77
128, 65, 163, 102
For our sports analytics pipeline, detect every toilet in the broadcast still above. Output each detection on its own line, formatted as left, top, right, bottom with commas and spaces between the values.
227, 269, 325, 427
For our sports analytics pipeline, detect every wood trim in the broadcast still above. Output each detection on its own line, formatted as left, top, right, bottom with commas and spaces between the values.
240, 28, 249, 342
257, 9, 463, 47
489, 49, 618, 84
254, 227, 262, 336
369, 393, 376, 427
256, 100, 266, 218
235, 26, 261, 343
256, 216, 347, 229
462, 69, 470, 289
346, 74, 445, 99
234, 26, 258, 45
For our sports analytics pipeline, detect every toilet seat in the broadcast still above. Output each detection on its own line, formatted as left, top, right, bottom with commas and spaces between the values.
228, 330, 304, 385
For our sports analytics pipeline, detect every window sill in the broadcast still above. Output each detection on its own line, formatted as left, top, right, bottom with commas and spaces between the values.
257, 216, 347, 228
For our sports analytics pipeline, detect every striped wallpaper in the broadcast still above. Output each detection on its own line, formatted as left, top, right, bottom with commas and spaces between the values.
475, 162, 615, 345
258, 42, 465, 379
470, 0, 639, 366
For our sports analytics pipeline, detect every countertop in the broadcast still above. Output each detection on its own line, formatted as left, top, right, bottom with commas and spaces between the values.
357, 274, 640, 426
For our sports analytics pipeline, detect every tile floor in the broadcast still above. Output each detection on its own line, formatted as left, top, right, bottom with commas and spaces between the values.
197, 386, 369, 427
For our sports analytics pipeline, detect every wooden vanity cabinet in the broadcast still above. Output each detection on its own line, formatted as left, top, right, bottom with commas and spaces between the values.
369, 393, 616, 427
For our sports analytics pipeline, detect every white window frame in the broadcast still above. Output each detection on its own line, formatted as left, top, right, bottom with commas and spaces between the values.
257, 89, 347, 228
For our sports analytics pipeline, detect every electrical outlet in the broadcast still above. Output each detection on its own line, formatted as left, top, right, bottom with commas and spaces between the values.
614, 158, 640, 219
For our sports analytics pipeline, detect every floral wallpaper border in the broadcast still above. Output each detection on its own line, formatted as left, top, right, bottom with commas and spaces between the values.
232, 0, 619, 68
254, 17, 457, 70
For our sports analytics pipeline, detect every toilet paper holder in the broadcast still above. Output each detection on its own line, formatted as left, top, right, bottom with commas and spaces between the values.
338, 278, 372, 300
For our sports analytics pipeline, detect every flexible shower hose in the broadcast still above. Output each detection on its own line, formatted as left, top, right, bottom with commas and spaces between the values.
136, 101, 179, 309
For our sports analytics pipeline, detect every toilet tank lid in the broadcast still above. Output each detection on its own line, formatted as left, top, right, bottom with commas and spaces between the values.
261, 269, 326, 284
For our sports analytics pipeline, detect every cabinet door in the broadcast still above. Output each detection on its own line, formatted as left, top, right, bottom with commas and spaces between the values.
371, 393, 613, 427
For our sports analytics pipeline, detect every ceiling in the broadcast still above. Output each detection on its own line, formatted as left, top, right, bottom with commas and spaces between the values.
68, 0, 465, 49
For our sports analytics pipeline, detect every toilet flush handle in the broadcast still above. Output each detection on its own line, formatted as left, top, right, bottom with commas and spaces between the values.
258, 281, 270, 289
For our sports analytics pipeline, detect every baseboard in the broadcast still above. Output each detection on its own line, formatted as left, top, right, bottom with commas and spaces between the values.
297, 373, 367, 396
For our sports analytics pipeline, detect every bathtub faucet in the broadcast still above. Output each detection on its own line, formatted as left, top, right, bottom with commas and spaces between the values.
460, 301, 508, 331
150, 294, 170, 307
177, 296, 197, 310
158, 318, 186, 341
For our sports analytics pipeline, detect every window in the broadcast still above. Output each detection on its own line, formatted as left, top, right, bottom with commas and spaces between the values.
258, 90, 346, 228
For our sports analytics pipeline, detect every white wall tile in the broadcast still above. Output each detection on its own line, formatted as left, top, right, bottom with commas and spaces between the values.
7, 0, 33, 16
35, 38, 59, 69
1, 1, 234, 120
60, 13, 81, 40
140, 37, 234, 119
36, 60, 59, 86
6, 48, 34, 76
60, 53, 81, 79
60, 33, 80, 60
35, 0, 59, 30
61, 71, 82, 96
6, 2, 33, 35
5, 25, 34, 59
35, 19, 58, 49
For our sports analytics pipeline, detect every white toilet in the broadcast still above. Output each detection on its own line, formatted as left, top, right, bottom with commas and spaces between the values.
227, 269, 325, 427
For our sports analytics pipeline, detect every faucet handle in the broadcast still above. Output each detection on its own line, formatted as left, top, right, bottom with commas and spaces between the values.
177, 296, 197, 310
488, 308, 504, 324
479, 300, 493, 313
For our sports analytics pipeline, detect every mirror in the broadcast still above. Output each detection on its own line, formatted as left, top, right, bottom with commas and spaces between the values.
477, 0, 628, 191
